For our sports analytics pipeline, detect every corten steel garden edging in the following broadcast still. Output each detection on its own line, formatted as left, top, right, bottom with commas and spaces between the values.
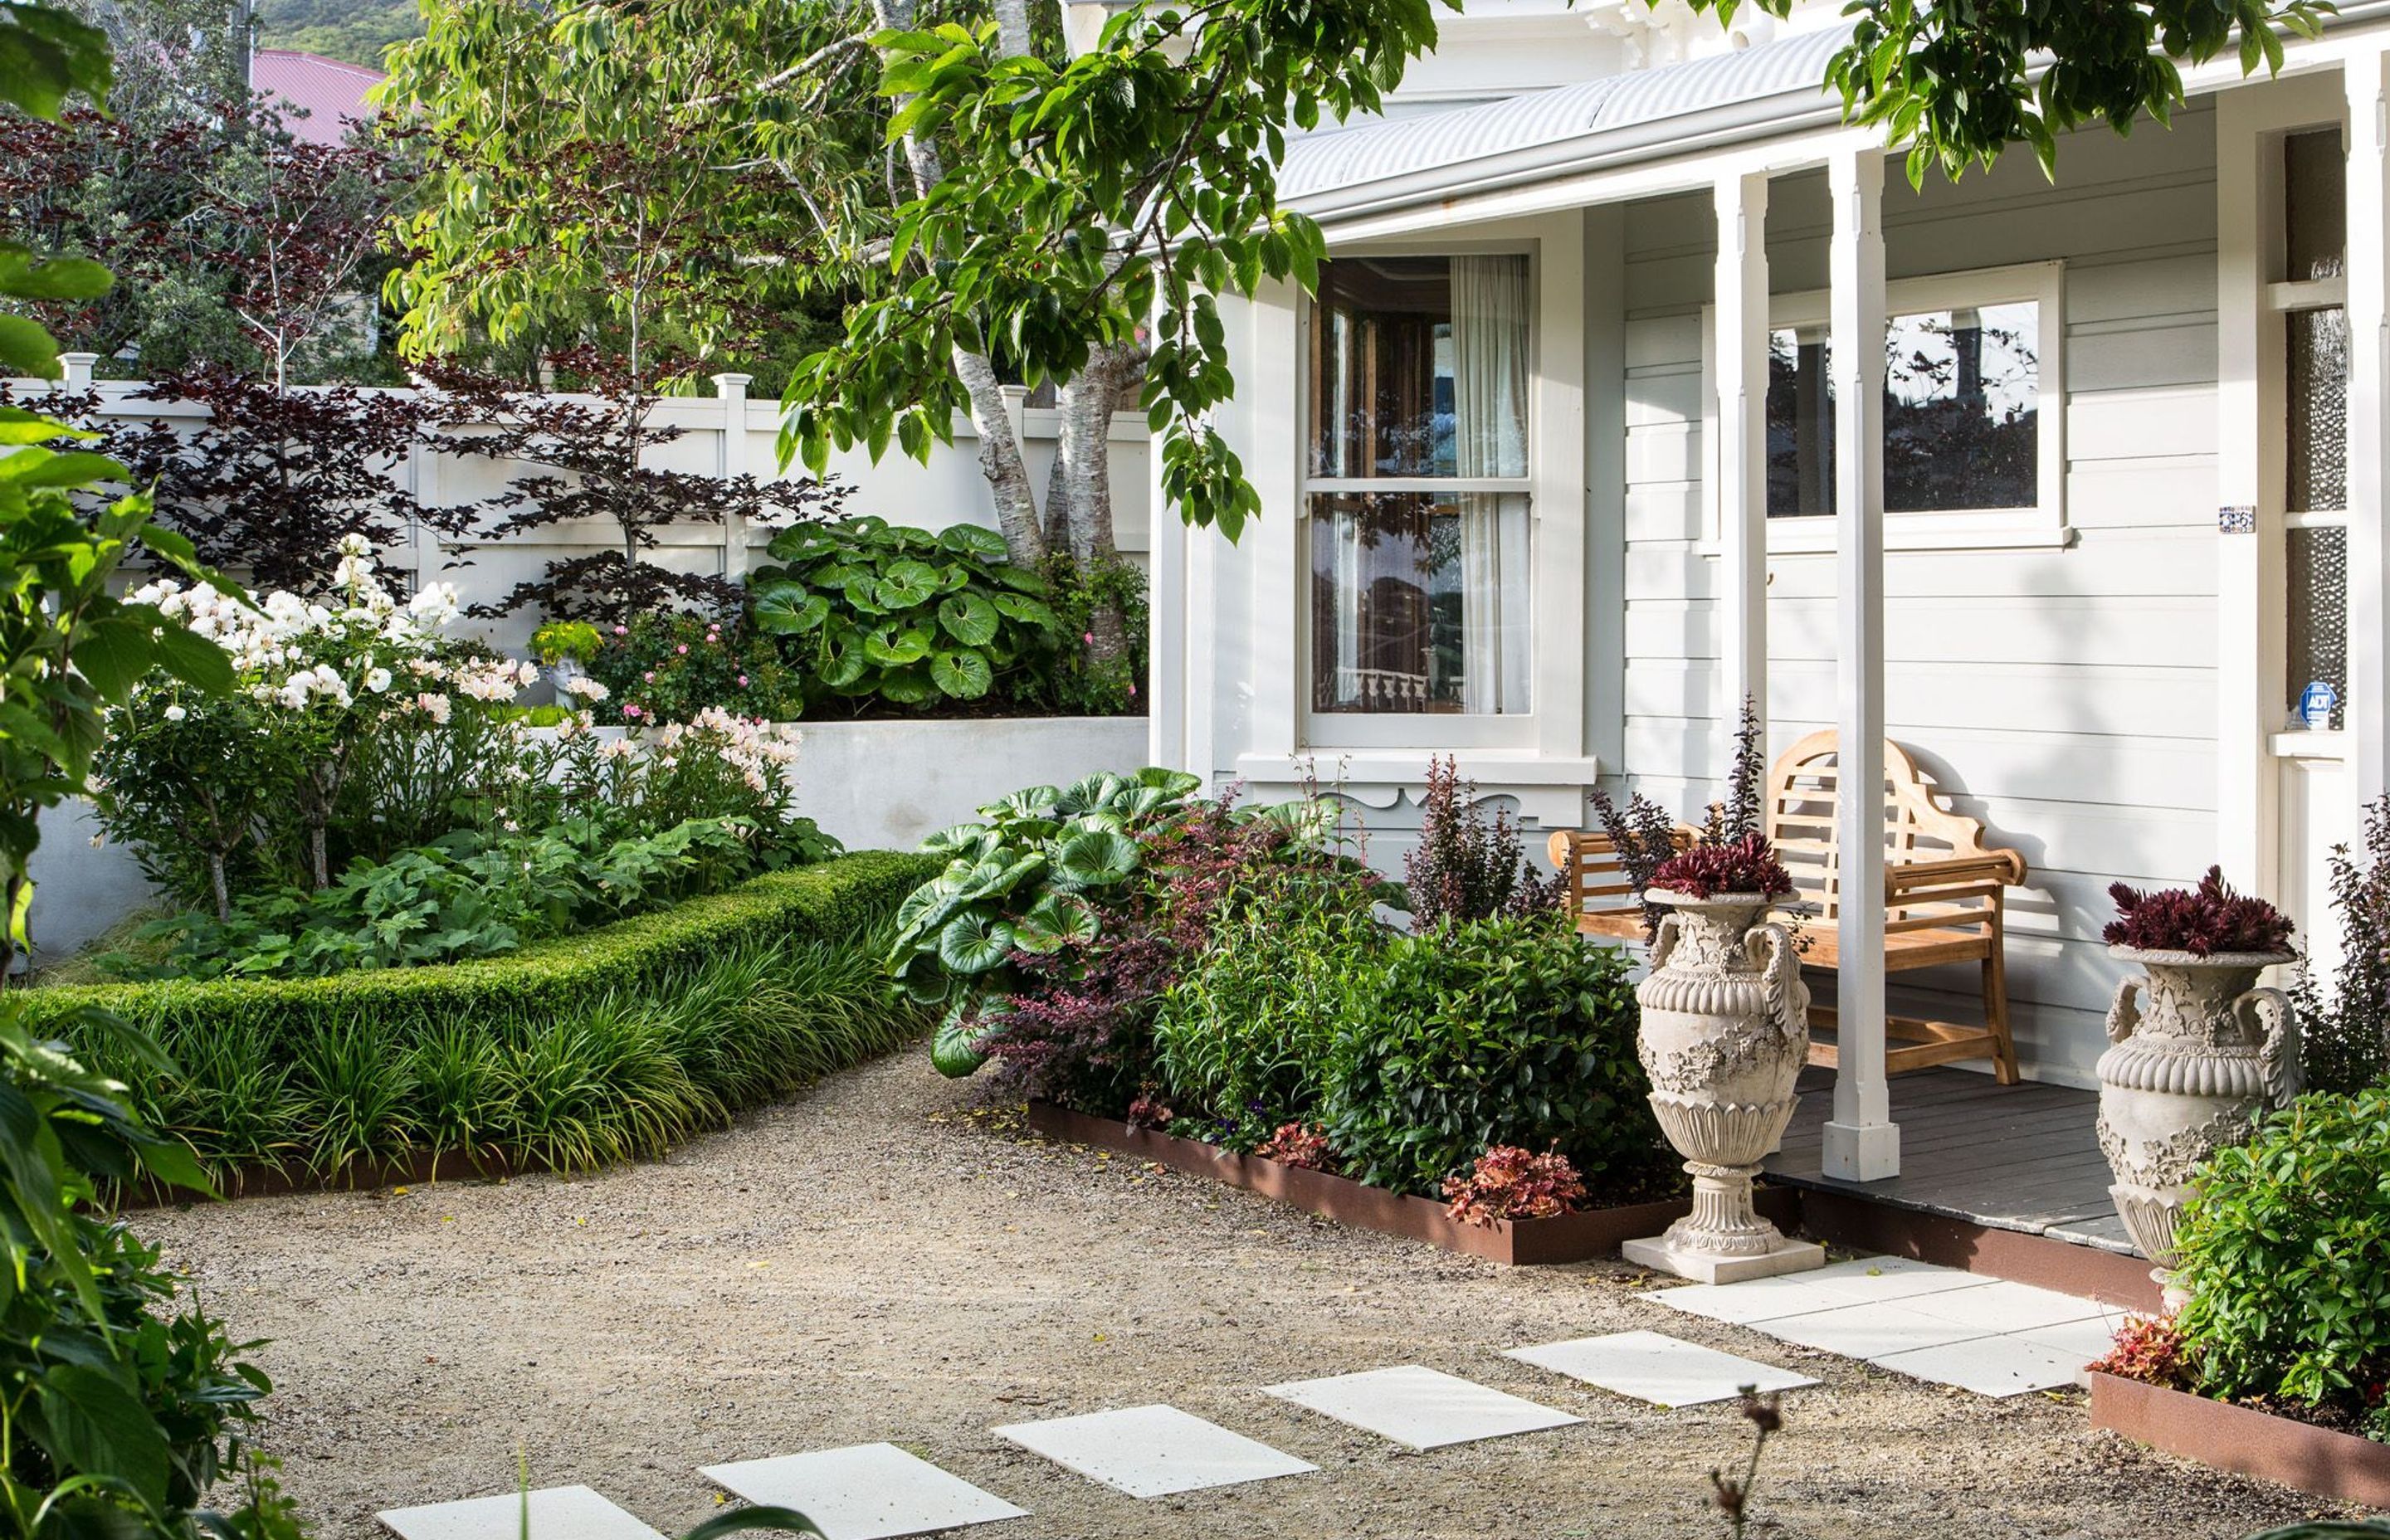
1023, 1100, 1799, 1265
2088, 1371, 2390, 1508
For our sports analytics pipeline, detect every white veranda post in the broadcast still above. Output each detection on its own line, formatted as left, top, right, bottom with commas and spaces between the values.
1822, 146, 1899, 1182
2347, 48, 2390, 811
1715, 170, 1772, 752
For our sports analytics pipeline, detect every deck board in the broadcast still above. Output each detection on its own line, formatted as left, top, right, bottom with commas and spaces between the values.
1763, 1066, 2134, 1255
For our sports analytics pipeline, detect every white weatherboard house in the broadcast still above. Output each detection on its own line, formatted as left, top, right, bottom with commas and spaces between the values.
1129, 0, 2390, 1201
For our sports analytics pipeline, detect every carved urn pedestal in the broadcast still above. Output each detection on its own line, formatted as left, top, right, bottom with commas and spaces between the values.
1622, 889, 1825, 1284
2096, 946, 2300, 1306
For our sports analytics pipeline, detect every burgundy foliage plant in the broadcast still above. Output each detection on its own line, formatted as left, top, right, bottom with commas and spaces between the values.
1441, 1145, 1588, 1227
1404, 754, 1565, 926
1256, 1122, 1334, 1171
1649, 833, 1796, 901
2104, 865, 2295, 957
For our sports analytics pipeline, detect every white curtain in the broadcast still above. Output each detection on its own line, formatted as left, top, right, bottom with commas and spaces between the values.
1450, 256, 1532, 714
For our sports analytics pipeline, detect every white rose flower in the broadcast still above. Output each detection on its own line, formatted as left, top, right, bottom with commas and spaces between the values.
163, 704, 188, 722
363, 667, 393, 694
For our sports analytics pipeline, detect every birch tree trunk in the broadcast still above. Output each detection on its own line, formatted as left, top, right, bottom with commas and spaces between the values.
871, 0, 1046, 568
1054, 340, 1141, 675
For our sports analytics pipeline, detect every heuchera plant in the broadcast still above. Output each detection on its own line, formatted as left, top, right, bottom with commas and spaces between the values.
1649, 833, 1795, 901
2105, 865, 2294, 956
2089, 1314, 2192, 1391
1441, 1146, 1588, 1227
1256, 1122, 1334, 1171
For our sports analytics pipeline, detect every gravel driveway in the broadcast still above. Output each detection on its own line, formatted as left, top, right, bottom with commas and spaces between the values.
135, 1051, 2353, 1540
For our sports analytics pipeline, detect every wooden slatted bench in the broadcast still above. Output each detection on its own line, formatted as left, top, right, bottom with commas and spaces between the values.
1549, 729, 2027, 1084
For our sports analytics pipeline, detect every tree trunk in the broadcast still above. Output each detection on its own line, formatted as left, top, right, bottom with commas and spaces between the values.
1056, 342, 1141, 679
874, 0, 1046, 568
988, 0, 1036, 68
210, 849, 231, 924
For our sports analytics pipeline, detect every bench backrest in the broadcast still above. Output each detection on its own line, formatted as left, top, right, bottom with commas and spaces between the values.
1550, 730, 2025, 936
1763, 729, 2022, 921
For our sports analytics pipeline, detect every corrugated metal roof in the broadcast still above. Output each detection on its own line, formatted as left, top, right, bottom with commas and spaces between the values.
1280, 24, 1851, 201
251, 48, 385, 146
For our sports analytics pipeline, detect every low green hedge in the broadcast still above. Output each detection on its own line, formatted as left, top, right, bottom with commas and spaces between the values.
25, 851, 939, 1187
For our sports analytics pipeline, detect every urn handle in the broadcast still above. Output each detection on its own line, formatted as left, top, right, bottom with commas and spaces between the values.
1748, 923, 1804, 1041
2237, 986, 2303, 1109
2105, 974, 2143, 1045
1648, 911, 1681, 974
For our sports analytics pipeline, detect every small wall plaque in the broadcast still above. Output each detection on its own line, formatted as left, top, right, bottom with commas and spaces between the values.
2219, 505, 2257, 534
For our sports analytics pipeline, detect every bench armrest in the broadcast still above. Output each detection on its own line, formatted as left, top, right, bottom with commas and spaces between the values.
1885, 849, 2028, 892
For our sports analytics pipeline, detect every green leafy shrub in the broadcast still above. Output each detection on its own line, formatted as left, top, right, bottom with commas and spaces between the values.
1152, 868, 1384, 1143
1320, 912, 1666, 1199
750, 517, 1061, 712
2173, 1088, 2390, 1427
27, 853, 937, 1185
586, 611, 807, 724
1041, 553, 1149, 715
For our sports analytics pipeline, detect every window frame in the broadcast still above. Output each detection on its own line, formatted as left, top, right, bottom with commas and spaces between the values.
1297, 240, 1544, 751
1701, 259, 2070, 554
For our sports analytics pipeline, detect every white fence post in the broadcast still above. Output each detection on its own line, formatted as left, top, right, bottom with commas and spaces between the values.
713, 372, 754, 581
56, 353, 95, 391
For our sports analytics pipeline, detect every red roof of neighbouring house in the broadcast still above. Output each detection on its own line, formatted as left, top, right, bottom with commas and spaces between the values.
251, 48, 384, 146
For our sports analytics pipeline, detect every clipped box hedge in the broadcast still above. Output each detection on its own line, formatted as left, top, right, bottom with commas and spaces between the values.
22, 850, 940, 1190
22, 850, 934, 1044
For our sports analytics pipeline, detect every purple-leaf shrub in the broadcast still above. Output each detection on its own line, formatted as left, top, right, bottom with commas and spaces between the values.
1649, 833, 1795, 900
2105, 865, 2294, 956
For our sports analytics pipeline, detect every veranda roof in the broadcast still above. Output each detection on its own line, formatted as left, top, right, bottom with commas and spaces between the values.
1279, 24, 1855, 220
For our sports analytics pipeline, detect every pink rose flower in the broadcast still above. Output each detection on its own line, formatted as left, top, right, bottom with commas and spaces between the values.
1083, 632, 1095, 645
1127, 682, 1137, 696
676, 643, 689, 655
624, 703, 644, 719
737, 675, 749, 687
612, 625, 627, 636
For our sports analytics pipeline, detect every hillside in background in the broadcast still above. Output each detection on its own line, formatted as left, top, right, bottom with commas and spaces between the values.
255, 0, 420, 69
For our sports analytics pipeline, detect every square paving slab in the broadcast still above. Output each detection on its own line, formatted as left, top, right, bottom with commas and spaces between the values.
1265, 1365, 1581, 1450
2017, 1314, 2133, 1366
1899, 1279, 2114, 1335
701, 1443, 1027, 1539
379, 1486, 664, 1540
1753, 1301, 1992, 1360
1798, 1256, 1998, 1305
1505, 1331, 1817, 1407
1871, 1333, 2093, 1396
993, 1405, 1316, 1499
1651, 1274, 1861, 1326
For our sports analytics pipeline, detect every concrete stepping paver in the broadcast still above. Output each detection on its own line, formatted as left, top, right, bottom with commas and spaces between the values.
701, 1443, 1027, 1539
994, 1404, 1317, 1499
1505, 1330, 1817, 1407
1900, 1278, 2115, 1334
1744, 1300, 1992, 1360
1266, 1365, 1581, 1450
1871, 1333, 2094, 1396
378, 1485, 665, 1540
1650, 1274, 1861, 1326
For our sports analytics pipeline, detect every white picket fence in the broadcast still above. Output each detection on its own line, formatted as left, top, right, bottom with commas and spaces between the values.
44, 357, 1152, 658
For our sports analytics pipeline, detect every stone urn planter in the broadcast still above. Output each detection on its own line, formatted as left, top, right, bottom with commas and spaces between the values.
1622, 888, 1825, 1283
2097, 946, 2300, 1298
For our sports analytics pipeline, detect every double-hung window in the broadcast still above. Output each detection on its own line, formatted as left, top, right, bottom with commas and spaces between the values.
1304, 253, 1534, 719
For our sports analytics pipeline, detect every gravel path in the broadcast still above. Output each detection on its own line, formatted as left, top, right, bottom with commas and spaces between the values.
135, 1051, 2354, 1539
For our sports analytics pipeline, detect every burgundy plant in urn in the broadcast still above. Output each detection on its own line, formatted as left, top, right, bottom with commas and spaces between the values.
2097, 866, 2300, 1301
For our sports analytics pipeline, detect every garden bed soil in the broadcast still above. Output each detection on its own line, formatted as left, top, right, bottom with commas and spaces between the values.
2088, 1371, 2390, 1508
1024, 1100, 1799, 1265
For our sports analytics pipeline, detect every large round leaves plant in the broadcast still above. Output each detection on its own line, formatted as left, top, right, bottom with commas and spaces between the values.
891, 768, 1203, 1075
750, 517, 1059, 712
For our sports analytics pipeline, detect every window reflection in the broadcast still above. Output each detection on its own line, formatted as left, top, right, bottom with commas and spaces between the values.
1309, 492, 1530, 714
1763, 300, 2041, 516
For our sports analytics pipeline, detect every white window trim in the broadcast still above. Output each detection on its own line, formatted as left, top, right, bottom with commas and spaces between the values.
1283, 225, 1584, 757
1699, 259, 2070, 555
